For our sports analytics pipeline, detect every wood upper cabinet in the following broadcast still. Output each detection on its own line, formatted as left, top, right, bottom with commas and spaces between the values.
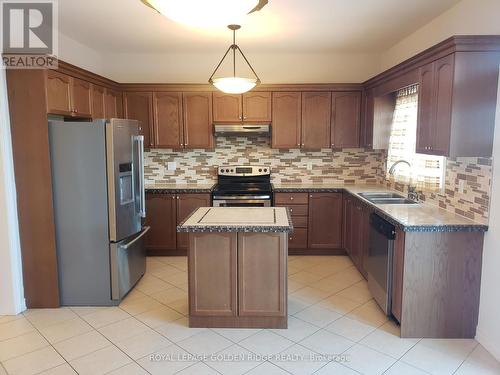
213, 93, 242, 122
104, 88, 123, 119
331, 91, 361, 148
153, 92, 183, 149
71, 78, 92, 117
91, 85, 105, 119
176, 194, 211, 250
238, 233, 287, 317
307, 193, 343, 249
46, 70, 91, 117
301, 92, 331, 149
272, 92, 301, 149
242, 92, 271, 121
123, 91, 154, 149
145, 193, 177, 252
183, 92, 213, 149
189, 232, 238, 316
360, 89, 374, 149
417, 54, 454, 156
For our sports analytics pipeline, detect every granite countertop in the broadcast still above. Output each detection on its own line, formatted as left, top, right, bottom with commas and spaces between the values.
177, 207, 293, 233
273, 183, 488, 233
145, 183, 216, 193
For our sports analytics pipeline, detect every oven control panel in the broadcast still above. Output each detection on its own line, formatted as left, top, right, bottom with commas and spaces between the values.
217, 165, 270, 177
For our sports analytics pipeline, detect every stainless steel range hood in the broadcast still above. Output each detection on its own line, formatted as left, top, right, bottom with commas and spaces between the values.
214, 124, 270, 136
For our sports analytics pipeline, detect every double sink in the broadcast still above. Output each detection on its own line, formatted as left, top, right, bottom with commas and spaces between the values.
358, 192, 418, 205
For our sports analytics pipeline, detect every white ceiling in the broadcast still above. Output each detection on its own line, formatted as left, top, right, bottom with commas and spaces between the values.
59, 0, 461, 55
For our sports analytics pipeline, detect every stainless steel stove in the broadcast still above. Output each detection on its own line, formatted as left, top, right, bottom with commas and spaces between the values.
212, 165, 272, 207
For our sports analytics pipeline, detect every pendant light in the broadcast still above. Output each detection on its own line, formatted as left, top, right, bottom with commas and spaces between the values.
209, 24, 261, 94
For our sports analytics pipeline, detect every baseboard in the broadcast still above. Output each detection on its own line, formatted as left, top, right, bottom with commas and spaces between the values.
476, 327, 500, 361
288, 248, 347, 255
146, 248, 187, 256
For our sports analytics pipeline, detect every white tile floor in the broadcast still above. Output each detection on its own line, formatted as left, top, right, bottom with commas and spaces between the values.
1, 255, 499, 375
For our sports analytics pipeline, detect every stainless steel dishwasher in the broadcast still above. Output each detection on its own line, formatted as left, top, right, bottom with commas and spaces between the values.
367, 213, 396, 316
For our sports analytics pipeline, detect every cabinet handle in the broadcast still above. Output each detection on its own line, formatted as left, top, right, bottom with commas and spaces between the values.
296, 143, 300, 147
290, 197, 294, 200
289, 237, 293, 241
290, 208, 293, 212
310, 195, 313, 198
176, 196, 180, 200
243, 116, 247, 120
239, 116, 242, 120
301, 143, 304, 146
331, 144, 334, 147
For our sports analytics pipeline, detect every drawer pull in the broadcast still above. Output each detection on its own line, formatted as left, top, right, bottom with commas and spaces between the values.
290, 197, 294, 200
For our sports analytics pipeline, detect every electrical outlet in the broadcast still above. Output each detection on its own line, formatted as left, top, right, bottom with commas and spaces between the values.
167, 161, 177, 171
458, 179, 465, 194
306, 162, 313, 171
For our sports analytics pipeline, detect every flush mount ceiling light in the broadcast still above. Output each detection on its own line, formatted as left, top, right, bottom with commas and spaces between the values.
209, 24, 261, 94
141, 0, 268, 27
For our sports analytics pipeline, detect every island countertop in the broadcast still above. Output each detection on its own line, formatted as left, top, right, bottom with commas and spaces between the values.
177, 207, 293, 233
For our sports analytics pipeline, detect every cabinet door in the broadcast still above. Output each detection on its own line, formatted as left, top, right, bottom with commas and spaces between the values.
243, 92, 271, 121
213, 93, 242, 122
360, 90, 374, 148
183, 92, 213, 149
331, 91, 361, 148
432, 54, 454, 156
145, 193, 177, 252
123, 92, 154, 148
416, 61, 434, 154
359, 205, 370, 279
189, 233, 237, 316
343, 196, 353, 255
176, 194, 211, 251
71, 77, 92, 117
46, 70, 72, 115
153, 92, 183, 149
301, 92, 331, 149
391, 229, 405, 323
272, 92, 301, 149
104, 88, 123, 119
238, 233, 287, 316
308, 193, 343, 249
91, 85, 105, 119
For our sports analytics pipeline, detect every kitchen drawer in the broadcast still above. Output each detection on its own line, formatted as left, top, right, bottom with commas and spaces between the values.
275, 193, 309, 205
290, 216, 308, 228
288, 228, 308, 249
276, 204, 308, 216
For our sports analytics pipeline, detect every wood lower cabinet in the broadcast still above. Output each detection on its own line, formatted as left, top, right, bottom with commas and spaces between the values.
176, 194, 211, 250
189, 233, 237, 316
183, 92, 213, 149
331, 91, 361, 148
123, 92, 154, 149
188, 231, 287, 328
307, 193, 343, 249
272, 92, 301, 149
391, 228, 405, 323
91, 85, 105, 119
145, 192, 211, 255
301, 92, 331, 149
343, 195, 371, 277
275, 193, 309, 251
153, 92, 183, 148
145, 193, 177, 253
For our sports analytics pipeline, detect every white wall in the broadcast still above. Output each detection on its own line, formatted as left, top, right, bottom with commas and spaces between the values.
58, 32, 106, 78
379, 0, 500, 71
476, 73, 500, 361
0, 69, 25, 315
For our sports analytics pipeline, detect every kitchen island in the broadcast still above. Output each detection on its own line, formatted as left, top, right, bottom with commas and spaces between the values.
177, 207, 293, 329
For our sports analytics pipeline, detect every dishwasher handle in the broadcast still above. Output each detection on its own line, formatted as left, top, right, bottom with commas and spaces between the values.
370, 213, 396, 239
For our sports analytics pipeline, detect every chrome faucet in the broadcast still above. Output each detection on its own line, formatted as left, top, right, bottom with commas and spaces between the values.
388, 160, 419, 201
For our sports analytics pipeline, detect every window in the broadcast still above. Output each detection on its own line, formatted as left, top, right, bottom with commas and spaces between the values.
386, 85, 446, 191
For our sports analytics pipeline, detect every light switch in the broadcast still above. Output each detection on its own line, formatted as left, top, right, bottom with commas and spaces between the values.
167, 162, 177, 171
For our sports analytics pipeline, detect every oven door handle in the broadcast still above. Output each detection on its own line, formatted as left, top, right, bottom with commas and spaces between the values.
212, 195, 271, 200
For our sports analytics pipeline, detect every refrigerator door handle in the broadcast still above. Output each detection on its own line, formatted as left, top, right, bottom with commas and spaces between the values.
122, 226, 150, 249
135, 135, 146, 218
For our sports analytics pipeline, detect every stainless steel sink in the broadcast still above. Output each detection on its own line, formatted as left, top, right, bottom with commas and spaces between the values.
358, 192, 418, 205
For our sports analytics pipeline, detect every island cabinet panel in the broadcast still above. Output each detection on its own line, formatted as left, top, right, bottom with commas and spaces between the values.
123, 91, 154, 149
176, 194, 211, 251
242, 92, 272, 121
272, 92, 301, 149
307, 193, 343, 249
331, 91, 361, 148
238, 233, 287, 317
213, 93, 242, 122
144, 193, 177, 253
71, 77, 92, 117
183, 92, 214, 149
91, 85, 105, 119
104, 88, 123, 119
189, 233, 238, 316
301, 92, 331, 149
153, 92, 183, 149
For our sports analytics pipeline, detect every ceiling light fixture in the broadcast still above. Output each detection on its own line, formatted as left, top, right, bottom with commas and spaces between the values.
141, 0, 268, 28
209, 24, 261, 94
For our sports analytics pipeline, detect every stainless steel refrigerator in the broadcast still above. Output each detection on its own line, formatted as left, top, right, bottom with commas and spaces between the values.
48, 118, 149, 306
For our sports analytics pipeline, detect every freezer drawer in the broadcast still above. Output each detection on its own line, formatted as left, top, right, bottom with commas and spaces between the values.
110, 227, 149, 300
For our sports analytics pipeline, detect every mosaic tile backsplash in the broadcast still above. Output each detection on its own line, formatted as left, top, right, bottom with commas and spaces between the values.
145, 136, 384, 185
379, 153, 492, 224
